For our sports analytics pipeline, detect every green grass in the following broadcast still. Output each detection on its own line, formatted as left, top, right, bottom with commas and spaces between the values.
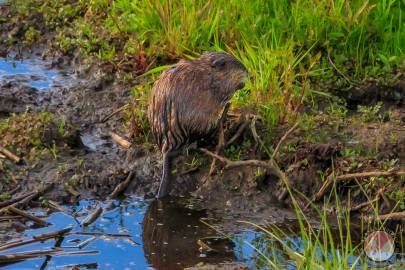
7, 0, 405, 130
203, 185, 404, 269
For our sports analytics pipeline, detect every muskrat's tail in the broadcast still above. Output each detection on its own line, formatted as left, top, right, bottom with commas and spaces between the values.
156, 151, 171, 199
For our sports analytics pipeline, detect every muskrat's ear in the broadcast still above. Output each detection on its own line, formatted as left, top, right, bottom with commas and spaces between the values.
211, 56, 226, 68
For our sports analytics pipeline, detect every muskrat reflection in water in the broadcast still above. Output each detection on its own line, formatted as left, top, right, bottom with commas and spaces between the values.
148, 52, 248, 198
141, 200, 235, 269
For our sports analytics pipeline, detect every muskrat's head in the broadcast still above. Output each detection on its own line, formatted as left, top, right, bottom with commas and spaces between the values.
197, 52, 248, 102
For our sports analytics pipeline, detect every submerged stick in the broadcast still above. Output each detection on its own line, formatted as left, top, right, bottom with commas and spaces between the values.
0, 249, 98, 263
81, 205, 103, 227
77, 236, 96, 249
70, 232, 130, 238
109, 171, 135, 199
110, 132, 131, 149
0, 226, 73, 251
0, 145, 21, 163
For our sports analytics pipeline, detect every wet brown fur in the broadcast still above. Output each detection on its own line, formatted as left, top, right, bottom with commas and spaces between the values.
148, 52, 247, 198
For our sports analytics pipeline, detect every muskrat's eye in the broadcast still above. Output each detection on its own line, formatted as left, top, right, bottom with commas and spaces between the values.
211, 57, 226, 68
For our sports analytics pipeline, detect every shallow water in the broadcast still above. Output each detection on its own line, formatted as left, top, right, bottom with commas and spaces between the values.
0, 196, 403, 270
0, 57, 71, 92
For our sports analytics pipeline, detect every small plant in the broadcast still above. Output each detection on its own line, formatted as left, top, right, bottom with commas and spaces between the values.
357, 102, 383, 122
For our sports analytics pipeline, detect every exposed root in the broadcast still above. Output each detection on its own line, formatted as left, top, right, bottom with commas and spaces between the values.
315, 170, 405, 201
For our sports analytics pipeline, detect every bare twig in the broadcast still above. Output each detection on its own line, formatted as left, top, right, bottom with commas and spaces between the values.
327, 50, 357, 86
101, 104, 129, 123
0, 191, 36, 209
225, 121, 250, 147
81, 205, 103, 227
315, 170, 405, 201
16, 184, 54, 209
0, 145, 21, 163
271, 122, 299, 161
109, 171, 135, 199
7, 206, 49, 226
350, 196, 380, 212
110, 132, 131, 149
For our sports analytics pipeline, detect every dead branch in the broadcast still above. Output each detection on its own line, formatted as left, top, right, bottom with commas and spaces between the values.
315, 170, 405, 201
0, 145, 21, 163
0, 191, 36, 209
271, 121, 299, 160
109, 171, 135, 199
201, 120, 298, 201
81, 205, 103, 227
110, 132, 131, 149
48, 200, 66, 213
200, 147, 291, 200
6, 206, 49, 226
366, 211, 405, 222
9, 184, 54, 209
201, 148, 270, 170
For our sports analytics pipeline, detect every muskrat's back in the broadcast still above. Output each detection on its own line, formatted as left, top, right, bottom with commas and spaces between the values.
148, 52, 247, 198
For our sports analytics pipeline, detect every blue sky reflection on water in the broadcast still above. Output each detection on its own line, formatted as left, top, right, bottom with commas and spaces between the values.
0, 58, 59, 91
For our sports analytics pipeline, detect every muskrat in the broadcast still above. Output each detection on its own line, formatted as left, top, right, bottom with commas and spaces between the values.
148, 52, 248, 198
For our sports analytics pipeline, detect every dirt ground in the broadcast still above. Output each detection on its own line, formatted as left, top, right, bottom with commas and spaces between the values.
0, 3, 404, 234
